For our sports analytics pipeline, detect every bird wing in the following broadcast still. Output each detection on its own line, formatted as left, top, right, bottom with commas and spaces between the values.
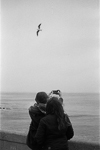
36, 30, 39, 36
38, 23, 41, 29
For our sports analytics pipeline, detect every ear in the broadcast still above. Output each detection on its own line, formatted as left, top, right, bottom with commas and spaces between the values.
35, 99, 39, 104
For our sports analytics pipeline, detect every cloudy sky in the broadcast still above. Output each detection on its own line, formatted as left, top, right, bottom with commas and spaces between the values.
1, 0, 99, 93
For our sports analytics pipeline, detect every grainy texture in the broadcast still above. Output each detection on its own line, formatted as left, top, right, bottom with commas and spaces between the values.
0, 131, 100, 150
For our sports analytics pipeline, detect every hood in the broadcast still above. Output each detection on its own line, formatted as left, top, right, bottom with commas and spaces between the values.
37, 103, 46, 114
29, 103, 46, 120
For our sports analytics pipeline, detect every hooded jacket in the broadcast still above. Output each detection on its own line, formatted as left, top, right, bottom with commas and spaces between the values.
26, 103, 46, 150
29, 103, 46, 130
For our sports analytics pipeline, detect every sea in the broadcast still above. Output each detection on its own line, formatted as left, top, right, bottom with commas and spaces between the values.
0, 92, 100, 144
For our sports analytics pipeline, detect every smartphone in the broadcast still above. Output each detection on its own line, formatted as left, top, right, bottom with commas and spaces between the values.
53, 90, 60, 94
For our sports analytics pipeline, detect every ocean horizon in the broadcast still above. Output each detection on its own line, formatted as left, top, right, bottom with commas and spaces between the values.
0, 92, 100, 144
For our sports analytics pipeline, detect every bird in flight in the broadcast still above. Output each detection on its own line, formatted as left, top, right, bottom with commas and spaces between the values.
37, 23, 42, 36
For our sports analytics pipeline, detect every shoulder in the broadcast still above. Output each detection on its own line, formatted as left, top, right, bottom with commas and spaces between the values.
64, 113, 72, 125
64, 113, 69, 119
29, 105, 42, 115
29, 105, 37, 112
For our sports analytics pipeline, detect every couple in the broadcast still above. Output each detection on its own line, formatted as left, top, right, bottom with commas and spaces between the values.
26, 91, 74, 150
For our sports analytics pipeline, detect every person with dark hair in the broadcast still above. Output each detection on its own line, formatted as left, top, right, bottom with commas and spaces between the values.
26, 92, 48, 150
35, 97, 74, 150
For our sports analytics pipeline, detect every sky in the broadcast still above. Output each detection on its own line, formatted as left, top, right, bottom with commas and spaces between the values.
1, 0, 99, 93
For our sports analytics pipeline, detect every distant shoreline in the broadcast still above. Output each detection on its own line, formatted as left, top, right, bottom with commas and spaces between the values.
0, 92, 100, 94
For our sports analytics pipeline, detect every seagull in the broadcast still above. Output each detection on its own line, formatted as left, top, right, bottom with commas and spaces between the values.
37, 23, 42, 36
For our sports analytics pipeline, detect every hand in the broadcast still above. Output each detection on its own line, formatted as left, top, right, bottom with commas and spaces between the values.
57, 90, 62, 98
48, 90, 62, 97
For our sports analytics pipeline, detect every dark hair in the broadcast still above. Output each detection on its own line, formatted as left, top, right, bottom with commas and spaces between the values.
46, 97, 66, 130
35, 92, 48, 104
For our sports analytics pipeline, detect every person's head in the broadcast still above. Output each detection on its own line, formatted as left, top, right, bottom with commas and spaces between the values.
35, 92, 48, 104
46, 97, 64, 115
46, 97, 65, 130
